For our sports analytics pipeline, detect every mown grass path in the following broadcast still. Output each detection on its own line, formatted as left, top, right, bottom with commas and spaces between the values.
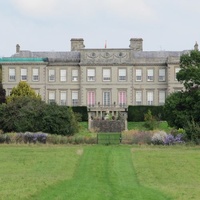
32, 146, 171, 200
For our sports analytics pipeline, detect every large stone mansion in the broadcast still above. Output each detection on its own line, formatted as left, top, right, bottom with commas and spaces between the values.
0, 38, 194, 118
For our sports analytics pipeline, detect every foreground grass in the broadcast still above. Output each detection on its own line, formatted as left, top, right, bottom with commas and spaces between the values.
31, 146, 170, 200
132, 146, 200, 200
0, 145, 200, 199
0, 145, 82, 200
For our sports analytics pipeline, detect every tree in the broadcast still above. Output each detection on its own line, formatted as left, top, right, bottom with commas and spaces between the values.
0, 84, 6, 104
177, 50, 200, 90
0, 97, 46, 132
7, 81, 41, 103
164, 50, 200, 142
0, 98, 79, 135
42, 104, 79, 135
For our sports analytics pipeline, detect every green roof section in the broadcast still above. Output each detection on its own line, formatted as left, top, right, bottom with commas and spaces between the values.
0, 57, 48, 63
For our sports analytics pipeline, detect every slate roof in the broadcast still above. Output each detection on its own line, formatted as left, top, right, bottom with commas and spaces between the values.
12, 51, 80, 62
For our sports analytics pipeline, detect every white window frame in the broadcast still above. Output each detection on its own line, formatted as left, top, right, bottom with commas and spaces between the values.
48, 91, 56, 104
136, 69, 142, 81
87, 69, 95, 81
159, 69, 166, 81
118, 91, 126, 107
21, 68, 27, 81
103, 91, 111, 106
60, 69, 67, 82
147, 91, 153, 105
87, 91, 95, 107
147, 69, 154, 81
49, 69, 55, 82
136, 91, 142, 105
72, 69, 78, 81
103, 69, 111, 81
32, 68, 39, 81
118, 69, 126, 81
9, 68, 16, 81
72, 91, 79, 106
60, 91, 67, 105
158, 90, 165, 105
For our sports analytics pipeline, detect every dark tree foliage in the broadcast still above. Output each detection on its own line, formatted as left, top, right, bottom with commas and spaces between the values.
0, 97, 79, 135
42, 104, 79, 135
165, 50, 200, 142
177, 50, 200, 90
0, 97, 46, 132
0, 83, 6, 104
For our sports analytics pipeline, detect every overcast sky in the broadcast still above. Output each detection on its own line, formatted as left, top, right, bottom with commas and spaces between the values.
0, 0, 200, 56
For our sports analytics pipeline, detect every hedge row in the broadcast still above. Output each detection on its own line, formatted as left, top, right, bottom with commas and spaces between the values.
72, 106, 165, 122
128, 106, 165, 122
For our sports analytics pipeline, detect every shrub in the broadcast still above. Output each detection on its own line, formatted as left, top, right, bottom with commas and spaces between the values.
121, 130, 153, 145
151, 131, 167, 145
144, 110, 159, 130
164, 134, 185, 145
0, 134, 10, 144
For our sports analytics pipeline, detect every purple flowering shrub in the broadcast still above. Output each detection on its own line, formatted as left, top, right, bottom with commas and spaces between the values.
164, 134, 185, 145
23, 132, 47, 144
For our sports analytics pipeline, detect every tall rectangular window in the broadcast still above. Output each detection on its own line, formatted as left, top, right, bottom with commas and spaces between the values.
60, 91, 67, 105
136, 69, 142, 81
32, 68, 39, 81
119, 91, 126, 107
21, 68, 27, 81
87, 91, 95, 107
60, 69, 67, 82
159, 91, 166, 105
175, 67, 181, 80
49, 91, 55, 104
159, 69, 166, 81
72, 91, 79, 106
87, 69, 95, 81
103, 91, 111, 106
147, 69, 154, 81
118, 69, 126, 81
136, 91, 142, 105
49, 69, 55, 82
103, 69, 111, 81
9, 68, 15, 81
147, 91, 153, 105
72, 69, 78, 81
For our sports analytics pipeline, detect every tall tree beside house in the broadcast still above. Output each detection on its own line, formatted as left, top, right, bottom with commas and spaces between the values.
164, 49, 200, 143
177, 50, 200, 90
7, 81, 41, 103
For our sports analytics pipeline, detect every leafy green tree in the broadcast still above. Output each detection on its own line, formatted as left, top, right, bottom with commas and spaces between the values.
42, 104, 79, 135
177, 50, 200, 90
7, 81, 41, 103
0, 97, 79, 135
0, 84, 6, 104
0, 97, 45, 132
165, 50, 200, 142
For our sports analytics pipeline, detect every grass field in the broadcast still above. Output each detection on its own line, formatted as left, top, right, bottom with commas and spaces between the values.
0, 145, 200, 200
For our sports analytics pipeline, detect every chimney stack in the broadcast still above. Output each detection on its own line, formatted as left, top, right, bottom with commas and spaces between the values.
16, 44, 20, 53
129, 38, 143, 51
194, 41, 199, 51
71, 38, 85, 51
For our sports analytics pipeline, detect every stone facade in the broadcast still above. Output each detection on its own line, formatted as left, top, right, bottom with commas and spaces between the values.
0, 38, 191, 110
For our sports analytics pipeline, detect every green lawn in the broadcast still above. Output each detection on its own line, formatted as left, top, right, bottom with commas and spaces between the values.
128, 121, 172, 132
0, 145, 200, 199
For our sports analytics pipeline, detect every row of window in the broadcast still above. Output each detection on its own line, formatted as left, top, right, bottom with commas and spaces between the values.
8, 67, 181, 82
47, 90, 166, 106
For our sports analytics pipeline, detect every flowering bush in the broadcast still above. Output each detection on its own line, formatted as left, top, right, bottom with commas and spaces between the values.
164, 134, 185, 145
151, 131, 167, 145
